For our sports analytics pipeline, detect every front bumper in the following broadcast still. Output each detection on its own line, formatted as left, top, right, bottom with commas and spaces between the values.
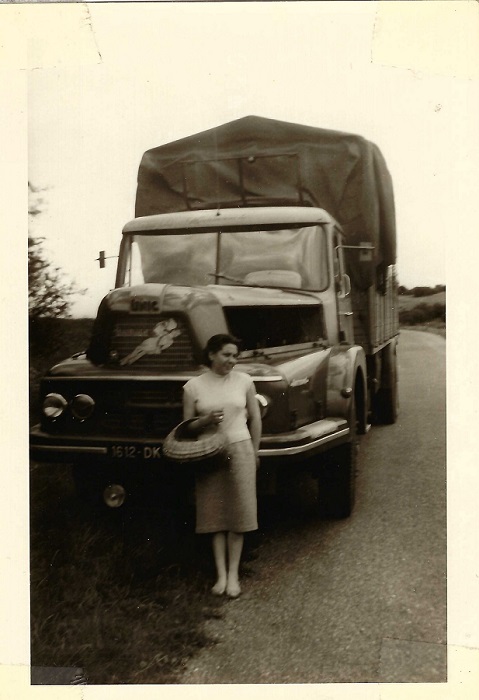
258, 418, 349, 458
30, 417, 350, 464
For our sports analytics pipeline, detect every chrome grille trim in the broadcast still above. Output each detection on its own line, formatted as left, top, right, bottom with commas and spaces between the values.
100, 407, 182, 438
51, 374, 284, 382
126, 385, 184, 407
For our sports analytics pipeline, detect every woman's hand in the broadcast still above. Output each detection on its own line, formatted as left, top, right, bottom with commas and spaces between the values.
184, 409, 224, 435
207, 410, 225, 426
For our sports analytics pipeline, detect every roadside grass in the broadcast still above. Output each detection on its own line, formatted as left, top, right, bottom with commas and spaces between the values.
397, 291, 445, 310
400, 322, 446, 338
397, 291, 445, 334
30, 463, 225, 684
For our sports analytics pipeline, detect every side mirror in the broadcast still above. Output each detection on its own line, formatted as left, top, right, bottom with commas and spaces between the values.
98, 251, 106, 269
359, 242, 374, 263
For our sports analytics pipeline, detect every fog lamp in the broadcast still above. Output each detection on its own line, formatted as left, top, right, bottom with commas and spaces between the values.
71, 394, 95, 420
42, 393, 68, 419
255, 393, 271, 418
103, 484, 126, 508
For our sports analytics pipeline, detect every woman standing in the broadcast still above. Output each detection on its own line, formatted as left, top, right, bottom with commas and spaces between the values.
183, 334, 261, 598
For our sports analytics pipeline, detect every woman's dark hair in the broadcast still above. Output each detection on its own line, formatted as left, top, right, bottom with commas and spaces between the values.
203, 334, 240, 367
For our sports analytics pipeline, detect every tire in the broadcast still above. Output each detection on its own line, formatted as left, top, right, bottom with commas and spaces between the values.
375, 384, 398, 425
374, 342, 399, 425
317, 402, 358, 519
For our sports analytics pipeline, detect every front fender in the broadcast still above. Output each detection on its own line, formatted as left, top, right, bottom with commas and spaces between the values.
326, 344, 367, 426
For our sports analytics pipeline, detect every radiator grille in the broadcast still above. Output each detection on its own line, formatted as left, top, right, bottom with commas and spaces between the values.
98, 382, 184, 437
109, 316, 195, 370
127, 385, 184, 407
100, 406, 182, 438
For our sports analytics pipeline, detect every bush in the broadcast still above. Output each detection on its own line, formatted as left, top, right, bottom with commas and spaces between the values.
409, 285, 446, 298
29, 317, 93, 365
399, 302, 445, 326
29, 317, 94, 423
411, 286, 434, 298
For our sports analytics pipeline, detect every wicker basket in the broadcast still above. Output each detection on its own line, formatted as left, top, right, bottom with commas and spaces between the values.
162, 419, 227, 464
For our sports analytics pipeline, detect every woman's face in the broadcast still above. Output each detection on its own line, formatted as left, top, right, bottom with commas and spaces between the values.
209, 343, 238, 376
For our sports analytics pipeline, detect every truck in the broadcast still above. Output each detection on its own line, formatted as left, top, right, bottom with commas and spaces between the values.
30, 115, 398, 519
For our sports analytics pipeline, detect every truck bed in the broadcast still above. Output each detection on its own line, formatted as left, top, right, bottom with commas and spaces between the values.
352, 266, 399, 354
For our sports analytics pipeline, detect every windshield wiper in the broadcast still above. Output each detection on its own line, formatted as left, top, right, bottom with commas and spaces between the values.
207, 272, 322, 300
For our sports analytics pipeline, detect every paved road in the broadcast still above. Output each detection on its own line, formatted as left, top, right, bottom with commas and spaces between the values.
180, 330, 446, 684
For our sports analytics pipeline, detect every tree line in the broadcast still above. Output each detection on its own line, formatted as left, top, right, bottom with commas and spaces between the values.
28, 183, 82, 319
398, 284, 446, 297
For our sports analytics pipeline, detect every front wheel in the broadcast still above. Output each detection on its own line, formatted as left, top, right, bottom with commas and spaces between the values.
316, 402, 358, 519
316, 442, 357, 519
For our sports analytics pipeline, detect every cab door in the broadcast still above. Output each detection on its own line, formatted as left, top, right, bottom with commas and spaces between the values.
334, 230, 354, 344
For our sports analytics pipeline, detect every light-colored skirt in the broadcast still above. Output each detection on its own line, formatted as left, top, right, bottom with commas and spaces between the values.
195, 439, 258, 534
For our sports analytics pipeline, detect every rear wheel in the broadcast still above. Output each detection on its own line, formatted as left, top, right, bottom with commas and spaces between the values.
374, 342, 399, 424
316, 401, 358, 519
375, 382, 398, 425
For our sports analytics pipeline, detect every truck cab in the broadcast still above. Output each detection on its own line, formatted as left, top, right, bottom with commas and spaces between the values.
31, 206, 369, 517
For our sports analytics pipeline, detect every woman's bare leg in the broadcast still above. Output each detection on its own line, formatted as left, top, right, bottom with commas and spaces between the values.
226, 531, 244, 598
211, 532, 227, 595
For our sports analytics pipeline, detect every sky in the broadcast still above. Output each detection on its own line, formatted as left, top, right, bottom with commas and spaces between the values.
25, 1, 477, 318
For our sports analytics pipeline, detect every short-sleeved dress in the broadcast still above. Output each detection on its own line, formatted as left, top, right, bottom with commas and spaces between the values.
183, 369, 258, 534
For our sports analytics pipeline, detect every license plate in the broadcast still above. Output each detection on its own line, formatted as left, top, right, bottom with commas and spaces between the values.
110, 444, 162, 459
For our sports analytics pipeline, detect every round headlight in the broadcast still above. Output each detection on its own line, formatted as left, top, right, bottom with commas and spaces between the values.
255, 393, 271, 418
42, 393, 68, 419
71, 394, 95, 421
103, 484, 126, 508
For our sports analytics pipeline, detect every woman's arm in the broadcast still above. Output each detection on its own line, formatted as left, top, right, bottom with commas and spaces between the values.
183, 386, 197, 421
246, 385, 262, 465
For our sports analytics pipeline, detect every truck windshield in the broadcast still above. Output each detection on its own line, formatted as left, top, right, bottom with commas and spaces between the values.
124, 226, 328, 291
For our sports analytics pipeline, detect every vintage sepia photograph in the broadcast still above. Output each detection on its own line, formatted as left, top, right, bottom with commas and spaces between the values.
3, 0, 478, 695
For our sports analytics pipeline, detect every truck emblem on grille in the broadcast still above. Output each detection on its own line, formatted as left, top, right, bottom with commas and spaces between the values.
120, 318, 181, 365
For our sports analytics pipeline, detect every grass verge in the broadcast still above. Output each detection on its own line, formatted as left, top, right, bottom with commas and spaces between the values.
30, 464, 225, 684
400, 322, 446, 339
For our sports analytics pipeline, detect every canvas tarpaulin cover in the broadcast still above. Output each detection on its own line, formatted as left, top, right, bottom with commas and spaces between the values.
135, 116, 396, 290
